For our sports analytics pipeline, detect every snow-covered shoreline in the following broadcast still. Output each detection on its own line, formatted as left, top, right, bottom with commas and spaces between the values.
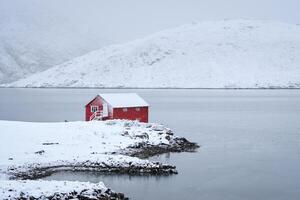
0, 180, 127, 200
0, 120, 198, 199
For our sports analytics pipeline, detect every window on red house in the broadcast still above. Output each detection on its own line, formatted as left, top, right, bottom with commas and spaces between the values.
135, 107, 140, 111
91, 106, 99, 113
123, 108, 128, 112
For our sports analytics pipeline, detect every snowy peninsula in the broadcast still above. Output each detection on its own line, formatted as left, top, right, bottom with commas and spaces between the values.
0, 120, 198, 199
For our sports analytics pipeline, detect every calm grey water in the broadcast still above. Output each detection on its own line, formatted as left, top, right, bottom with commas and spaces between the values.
1, 88, 300, 200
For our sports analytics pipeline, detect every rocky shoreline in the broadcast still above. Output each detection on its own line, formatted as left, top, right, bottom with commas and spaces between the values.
1, 180, 128, 200
8, 161, 177, 180
14, 188, 128, 200
123, 137, 200, 158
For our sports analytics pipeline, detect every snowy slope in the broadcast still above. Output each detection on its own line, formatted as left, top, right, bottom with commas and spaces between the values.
0, 0, 113, 84
7, 20, 300, 88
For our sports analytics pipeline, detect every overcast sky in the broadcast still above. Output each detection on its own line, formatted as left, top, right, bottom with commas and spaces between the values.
63, 0, 300, 42
1, 0, 300, 44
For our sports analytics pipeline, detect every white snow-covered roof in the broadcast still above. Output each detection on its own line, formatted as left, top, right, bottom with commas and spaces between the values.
98, 93, 149, 108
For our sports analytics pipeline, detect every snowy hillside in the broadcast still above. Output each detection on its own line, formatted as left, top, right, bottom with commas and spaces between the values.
8, 20, 300, 88
0, 0, 114, 84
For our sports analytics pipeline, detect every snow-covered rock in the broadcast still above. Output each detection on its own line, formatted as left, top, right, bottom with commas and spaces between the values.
0, 180, 127, 199
7, 20, 300, 88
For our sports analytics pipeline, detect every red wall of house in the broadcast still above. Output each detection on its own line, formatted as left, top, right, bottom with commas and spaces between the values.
112, 106, 148, 123
85, 96, 104, 121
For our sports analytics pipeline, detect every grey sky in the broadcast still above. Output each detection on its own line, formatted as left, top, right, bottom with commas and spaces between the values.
57, 0, 300, 42
1, 0, 300, 44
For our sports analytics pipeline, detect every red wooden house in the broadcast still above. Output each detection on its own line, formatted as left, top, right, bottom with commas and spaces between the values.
85, 93, 149, 122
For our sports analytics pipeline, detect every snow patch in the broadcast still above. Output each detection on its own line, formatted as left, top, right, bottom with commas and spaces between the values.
0, 180, 108, 199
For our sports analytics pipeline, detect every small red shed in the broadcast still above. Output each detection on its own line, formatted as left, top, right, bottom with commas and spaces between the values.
85, 93, 149, 123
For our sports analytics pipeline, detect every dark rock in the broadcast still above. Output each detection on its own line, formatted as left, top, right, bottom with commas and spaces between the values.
42, 142, 59, 145
165, 135, 171, 140
123, 137, 199, 158
145, 124, 152, 128
121, 131, 129, 136
152, 126, 164, 131
34, 150, 45, 155
13, 188, 128, 200
134, 132, 149, 139
166, 130, 174, 135
118, 193, 125, 199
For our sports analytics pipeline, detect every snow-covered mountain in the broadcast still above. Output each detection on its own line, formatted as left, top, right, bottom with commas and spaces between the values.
0, 27, 105, 84
8, 20, 300, 88
0, 0, 114, 84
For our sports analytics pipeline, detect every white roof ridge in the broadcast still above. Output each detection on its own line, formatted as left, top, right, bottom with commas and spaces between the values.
98, 93, 149, 108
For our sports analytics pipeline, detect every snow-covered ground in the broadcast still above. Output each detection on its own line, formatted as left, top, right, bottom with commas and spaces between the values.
0, 120, 180, 198
0, 180, 110, 199
0, 120, 174, 177
7, 20, 300, 88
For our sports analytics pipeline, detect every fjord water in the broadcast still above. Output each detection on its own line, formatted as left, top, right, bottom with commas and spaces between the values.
1, 89, 300, 200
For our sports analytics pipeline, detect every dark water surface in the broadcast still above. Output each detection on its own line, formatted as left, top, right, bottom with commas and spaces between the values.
1, 88, 300, 200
